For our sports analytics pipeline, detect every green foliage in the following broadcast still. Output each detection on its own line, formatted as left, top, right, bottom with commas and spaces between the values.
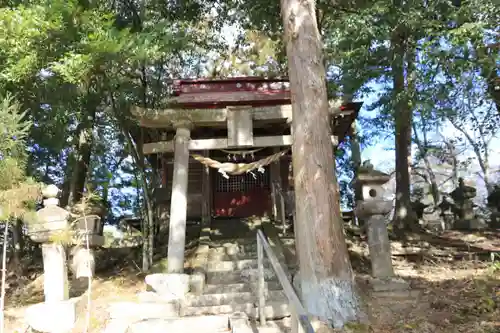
0, 93, 31, 191
0, 93, 42, 222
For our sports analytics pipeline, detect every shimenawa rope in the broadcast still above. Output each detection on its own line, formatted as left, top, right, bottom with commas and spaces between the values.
191, 149, 289, 179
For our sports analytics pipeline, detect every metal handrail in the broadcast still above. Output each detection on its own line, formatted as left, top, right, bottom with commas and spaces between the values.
256, 229, 314, 333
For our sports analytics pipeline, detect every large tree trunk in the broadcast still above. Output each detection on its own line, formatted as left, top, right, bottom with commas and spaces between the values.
280, 0, 365, 328
391, 31, 416, 233
68, 107, 97, 205
10, 218, 24, 276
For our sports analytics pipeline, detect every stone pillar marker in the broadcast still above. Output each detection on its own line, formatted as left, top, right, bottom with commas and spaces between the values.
354, 162, 410, 294
167, 120, 192, 274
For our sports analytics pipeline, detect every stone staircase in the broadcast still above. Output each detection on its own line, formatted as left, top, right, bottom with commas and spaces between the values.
181, 238, 291, 319
105, 220, 293, 333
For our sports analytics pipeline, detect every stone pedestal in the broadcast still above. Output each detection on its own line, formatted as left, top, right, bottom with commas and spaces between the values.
42, 243, 69, 302
167, 124, 191, 273
145, 273, 190, 301
356, 200, 395, 280
25, 299, 77, 333
366, 215, 394, 279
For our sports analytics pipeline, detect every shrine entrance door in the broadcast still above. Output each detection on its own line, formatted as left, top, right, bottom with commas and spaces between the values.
212, 166, 271, 218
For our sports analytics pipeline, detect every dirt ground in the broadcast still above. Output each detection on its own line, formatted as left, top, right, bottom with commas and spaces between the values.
3, 229, 500, 333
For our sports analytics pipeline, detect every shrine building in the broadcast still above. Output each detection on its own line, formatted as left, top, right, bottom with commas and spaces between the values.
131, 77, 362, 273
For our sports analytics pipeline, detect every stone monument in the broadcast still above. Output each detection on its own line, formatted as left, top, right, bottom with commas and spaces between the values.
438, 195, 455, 231
450, 178, 485, 230
487, 185, 500, 229
69, 198, 106, 278
354, 162, 413, 297
25, 185, 77, 333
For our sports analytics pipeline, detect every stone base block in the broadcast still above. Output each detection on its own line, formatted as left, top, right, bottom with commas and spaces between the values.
369, 277, 423, 310
453, 218, 487, 230
25, 300, 76, 333
190, 245, 209, 295
108, 301, 180, 320
223, 243, 239, 256
369, 277, 410, 292
190, 273, 206, 295
127, 316, 230, 333
145, 273, 190, 300
229, 312, 252, 333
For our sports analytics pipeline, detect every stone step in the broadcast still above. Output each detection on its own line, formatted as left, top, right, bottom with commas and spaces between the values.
206, 268, 278, 285
107, 301, 180, 321
208, 253, 258, 262
185, 290, 287, 307
204, 282, 282, 294
256, 321, 292, 333
209, 241, 258, 255
125, 315, 231, 333
229, 313, 292, 333
207, 258, 272, 272
144, 273, 190, 300
182, 301, 291, 319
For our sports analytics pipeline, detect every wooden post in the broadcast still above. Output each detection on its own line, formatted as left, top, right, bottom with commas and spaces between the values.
350, 122, 362, 226
167, 122, 191, 273
280, 0, 365, 328
257, 235, 266, 326
270, 147, 282, 221
201, 149, 211, 242
280, 193, 286, 235
161, 155, 168, 188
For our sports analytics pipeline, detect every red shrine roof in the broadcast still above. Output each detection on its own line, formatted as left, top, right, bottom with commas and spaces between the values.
170, 76, 355, 111
171, 77, 291, 108
168, 77, 362, 140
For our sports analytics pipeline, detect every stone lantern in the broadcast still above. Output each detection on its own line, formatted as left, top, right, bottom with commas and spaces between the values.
25, 185, 77, 333
354, 163, 394, 279
354, 162, 410, 295
355, 164, 393, 220
27, 184, 70, 243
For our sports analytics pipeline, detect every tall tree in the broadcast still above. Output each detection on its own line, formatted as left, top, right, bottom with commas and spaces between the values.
279, 0, 365, 328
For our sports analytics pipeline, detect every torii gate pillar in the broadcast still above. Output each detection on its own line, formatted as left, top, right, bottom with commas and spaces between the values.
167, 120, 192, 273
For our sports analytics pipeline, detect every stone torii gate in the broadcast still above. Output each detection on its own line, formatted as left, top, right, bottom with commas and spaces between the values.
131, 77, 362, 274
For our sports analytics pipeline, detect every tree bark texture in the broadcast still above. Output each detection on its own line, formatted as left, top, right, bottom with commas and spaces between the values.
68, 107, 97, 205
280, 0, 365, 327
392, 32, 416, 232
